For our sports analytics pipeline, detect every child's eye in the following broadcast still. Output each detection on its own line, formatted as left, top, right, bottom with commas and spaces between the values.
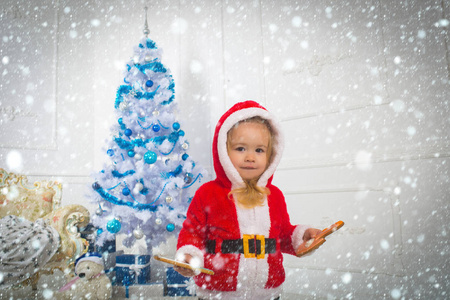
235, 147, 245, 152
256, 148, 265, 153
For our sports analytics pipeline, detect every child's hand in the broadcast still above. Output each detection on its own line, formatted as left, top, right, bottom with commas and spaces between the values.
297, 221, 345, 257
303, 228, 322, 242
173, 254, 198, 277
295, 228, 324, 257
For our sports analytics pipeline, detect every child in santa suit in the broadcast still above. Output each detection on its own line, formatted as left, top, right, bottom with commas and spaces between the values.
175, 101, 321, 299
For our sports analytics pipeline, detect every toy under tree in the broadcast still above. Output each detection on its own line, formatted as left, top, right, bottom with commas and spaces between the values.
89, 9, 204, 254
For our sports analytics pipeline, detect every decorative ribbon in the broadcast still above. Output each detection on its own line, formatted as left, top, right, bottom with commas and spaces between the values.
159, 142, 176, 155
116, 260, 151, 281
182, 173, 203, 189
94, 186, 158, 211
115, 256, 150, 297
137, 120, 152, 130
112, 169, 135, 178
158, 120, 169, 129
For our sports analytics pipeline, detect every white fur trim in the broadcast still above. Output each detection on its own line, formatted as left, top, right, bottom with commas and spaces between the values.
234, 198, 271, 293
217, 107, 284, 189
175, 245, 205, 270
235, 198, 271, 236
291, 224, 310, 251
236, 255, 269, 291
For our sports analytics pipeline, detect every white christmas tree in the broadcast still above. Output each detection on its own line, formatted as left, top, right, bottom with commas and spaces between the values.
89, 10, 205, 253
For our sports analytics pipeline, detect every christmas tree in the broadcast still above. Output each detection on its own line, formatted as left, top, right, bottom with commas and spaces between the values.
89, 10, 205, 253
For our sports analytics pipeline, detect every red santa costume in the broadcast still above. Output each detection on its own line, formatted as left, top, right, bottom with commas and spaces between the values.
176, 101, 309, 299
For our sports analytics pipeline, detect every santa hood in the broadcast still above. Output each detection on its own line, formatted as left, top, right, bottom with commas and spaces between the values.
212, 101, 284, 189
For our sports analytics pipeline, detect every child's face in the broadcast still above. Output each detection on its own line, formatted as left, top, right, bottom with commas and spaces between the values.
227, 121, 270, 181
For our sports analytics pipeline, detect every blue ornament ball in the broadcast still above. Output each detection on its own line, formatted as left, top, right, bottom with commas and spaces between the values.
118, 118, 123, 124
145, 80, 154, 87
166, 223, 175, 232
124, 129, 132, 136
144, 151, 157, 164
106, 219, 121, 234
92, 182, 101, 190
178, 130, 185, 137
152, 124, 161, 132
128, 150, 135, 157
97, 228, 103, 235
122, 187, 130, 196
184, 173, 194, 184
182, 153, 189, 161
107, 149, 114, 156
172, 122, 180, 131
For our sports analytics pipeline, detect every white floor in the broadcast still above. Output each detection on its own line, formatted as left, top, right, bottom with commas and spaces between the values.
0, 286, 196, 300
0, 272, 196, 300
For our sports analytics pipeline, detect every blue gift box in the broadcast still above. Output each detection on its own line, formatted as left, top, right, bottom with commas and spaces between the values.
115, 254, 151, 286
165, 267, 191, 296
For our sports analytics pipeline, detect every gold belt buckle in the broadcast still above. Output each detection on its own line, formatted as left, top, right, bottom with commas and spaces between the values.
243, 234, 255, 258
256, 235, 265, 259
243, 234, 265, 259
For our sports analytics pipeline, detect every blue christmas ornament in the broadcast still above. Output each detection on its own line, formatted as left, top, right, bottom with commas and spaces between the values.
106, 219, 121, 234
152, 124, 161, 132
124, 129, 132, 136
178, 130, 185, 137
144, 151, 157, 164
97, 228, 103, 235
182, 153, 189, 161
144, 151, 158, 165
166, 223, 175, 232
172, 122, 180, 131
92, 182, 101, 190
118, 118, 123, 124
145, 80, 154, 87
128, 150, 135, 157
107, 149, 114, 156
184, 173, 193, 184
122, 187, 130, 196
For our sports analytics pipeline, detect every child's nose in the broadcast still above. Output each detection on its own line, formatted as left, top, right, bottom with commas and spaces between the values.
245, 153, 255, 162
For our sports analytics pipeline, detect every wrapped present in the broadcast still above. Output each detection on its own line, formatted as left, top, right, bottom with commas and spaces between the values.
115, 254, 151, 286
165, 267, 192, 297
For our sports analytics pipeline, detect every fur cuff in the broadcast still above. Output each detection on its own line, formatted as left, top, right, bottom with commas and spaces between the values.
175, 245, 205, 269
291, 224, 310, 250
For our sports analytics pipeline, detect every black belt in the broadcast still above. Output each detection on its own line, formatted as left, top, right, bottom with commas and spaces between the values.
206, 235, 276, 259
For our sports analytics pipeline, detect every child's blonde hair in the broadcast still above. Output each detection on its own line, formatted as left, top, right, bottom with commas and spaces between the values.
227, 116, 274, 209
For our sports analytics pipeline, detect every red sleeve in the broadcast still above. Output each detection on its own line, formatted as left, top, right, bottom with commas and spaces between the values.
177, 183, 209, 251
269, 185, 306, 255
277, 189, 297, 255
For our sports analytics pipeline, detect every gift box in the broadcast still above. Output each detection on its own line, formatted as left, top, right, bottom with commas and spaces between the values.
165, 267, 192, 297
115, 254, 151, 286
